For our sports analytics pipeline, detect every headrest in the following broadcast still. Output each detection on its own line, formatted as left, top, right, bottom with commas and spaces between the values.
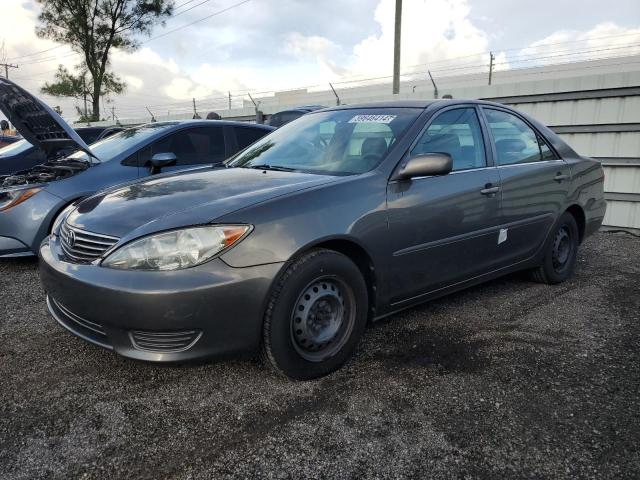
425, 133, 460, 151
361, 137, 388, 157
495, 138, 526, 153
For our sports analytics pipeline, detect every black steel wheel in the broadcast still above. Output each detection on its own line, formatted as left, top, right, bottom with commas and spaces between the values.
551, 225, 573, 274
290, 277, 356, 362
261, 249, 368, 380
530, 211, 579, 284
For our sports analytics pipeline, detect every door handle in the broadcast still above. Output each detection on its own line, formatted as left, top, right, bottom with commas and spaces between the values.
480, 184, 500, 196
554, 173, 570, 182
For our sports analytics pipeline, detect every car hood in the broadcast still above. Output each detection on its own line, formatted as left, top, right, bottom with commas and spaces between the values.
67, 167, 338, 238
0, 78, 93, 159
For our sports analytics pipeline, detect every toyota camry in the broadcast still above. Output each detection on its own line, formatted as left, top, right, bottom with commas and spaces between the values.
39, 100, 606, 379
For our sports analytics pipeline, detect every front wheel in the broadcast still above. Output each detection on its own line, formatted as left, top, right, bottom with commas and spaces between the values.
261, 249, 369, 380
530, 212, 579, 284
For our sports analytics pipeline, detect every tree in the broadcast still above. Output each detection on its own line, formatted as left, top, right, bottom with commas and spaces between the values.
36, 0, 173, 121
42, 65, 124, 119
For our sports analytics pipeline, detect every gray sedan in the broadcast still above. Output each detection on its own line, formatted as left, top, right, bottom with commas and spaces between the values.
39, 100, 606, 379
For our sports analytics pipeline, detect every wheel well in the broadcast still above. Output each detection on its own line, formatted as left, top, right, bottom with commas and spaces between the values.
313, 239, 377, 318
566, 204, 586, 243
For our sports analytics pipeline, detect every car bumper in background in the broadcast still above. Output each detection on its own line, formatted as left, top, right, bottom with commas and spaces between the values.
39, 236, 283, 362
0, 235, 31, 257
0, 189, 62, 256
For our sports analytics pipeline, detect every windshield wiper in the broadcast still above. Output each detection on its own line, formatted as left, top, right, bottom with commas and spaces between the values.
244, 164, 296, 172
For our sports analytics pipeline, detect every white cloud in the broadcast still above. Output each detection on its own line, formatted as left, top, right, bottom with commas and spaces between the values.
284, 32, 349, 77
122, 75, 143, 90
507, 22, 640, 69
164, 77, 212, 100
112, 47, 180, 75
351, 0, 490, 75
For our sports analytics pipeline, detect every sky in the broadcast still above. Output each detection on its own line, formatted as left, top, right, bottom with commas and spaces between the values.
1, 0, 640, 121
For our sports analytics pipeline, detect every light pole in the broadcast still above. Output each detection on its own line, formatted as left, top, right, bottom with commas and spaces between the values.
392, 0, 402, 94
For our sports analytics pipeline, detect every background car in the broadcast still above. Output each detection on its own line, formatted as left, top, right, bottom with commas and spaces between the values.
0, 126, 124, 175
0, 78, 274, 257
266, 105, 326, 128
39, 100, 605, 380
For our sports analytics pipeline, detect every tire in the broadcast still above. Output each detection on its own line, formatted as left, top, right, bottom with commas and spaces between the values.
530, 212, 579, 284
261, 248, 369, 380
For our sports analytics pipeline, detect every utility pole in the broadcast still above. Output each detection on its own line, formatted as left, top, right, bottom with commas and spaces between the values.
392, 0, 402, 94
488, 52, 495, 86
228, 91, 232, 110
1, 63, 18, 79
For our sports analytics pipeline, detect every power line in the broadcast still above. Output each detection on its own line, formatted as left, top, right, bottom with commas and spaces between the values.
401, 36, 640, 72
142, 0, 253, 44
0, 63, 19, 79
174, 0, 202, 10
8, 0, 248, 65
4, 45, 66, 61
498, 30, 640, 53
173, 0, 216, 18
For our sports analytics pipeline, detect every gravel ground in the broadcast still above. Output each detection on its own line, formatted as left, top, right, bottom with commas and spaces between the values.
0, 232, 639, 479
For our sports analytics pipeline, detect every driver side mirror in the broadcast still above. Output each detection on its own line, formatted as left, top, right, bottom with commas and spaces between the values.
149, 152, 177, 174
392, 153, 453, 181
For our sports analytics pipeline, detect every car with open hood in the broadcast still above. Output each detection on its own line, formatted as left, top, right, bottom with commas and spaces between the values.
0, 126, 124, 176
39, 100, 606, 379
0, 78, 274, 257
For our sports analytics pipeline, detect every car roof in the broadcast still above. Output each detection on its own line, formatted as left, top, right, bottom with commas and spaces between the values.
322, 99, 512, 111
149, 119, 274, 130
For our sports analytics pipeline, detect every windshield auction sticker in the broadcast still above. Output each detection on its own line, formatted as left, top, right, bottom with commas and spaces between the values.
348, 114, 397, 124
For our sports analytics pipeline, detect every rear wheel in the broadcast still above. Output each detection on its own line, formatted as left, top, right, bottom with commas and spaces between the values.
261, 249, 368, 380
530, 212, 579, 284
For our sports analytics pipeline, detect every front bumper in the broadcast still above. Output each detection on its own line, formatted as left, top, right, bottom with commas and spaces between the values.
39, 236, 283, 362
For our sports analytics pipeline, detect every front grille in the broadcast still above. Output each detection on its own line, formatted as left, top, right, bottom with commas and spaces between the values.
130, 330, 202, 353
60, 222, 119, 263
48, 296, 112, 349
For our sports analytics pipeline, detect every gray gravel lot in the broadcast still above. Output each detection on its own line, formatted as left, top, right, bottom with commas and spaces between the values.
0, 232, 639, 479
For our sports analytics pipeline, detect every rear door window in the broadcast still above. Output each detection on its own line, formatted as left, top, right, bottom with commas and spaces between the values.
483, 108, 556, 165
152, 126, 226, 165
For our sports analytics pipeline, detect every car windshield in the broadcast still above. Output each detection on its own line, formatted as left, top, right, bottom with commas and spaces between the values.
229, 108, 421, 175
0, 139, 31, 157
67, 123, 178, 162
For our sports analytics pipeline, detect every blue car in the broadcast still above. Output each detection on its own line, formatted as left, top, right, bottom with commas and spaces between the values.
0, 78, 274, 257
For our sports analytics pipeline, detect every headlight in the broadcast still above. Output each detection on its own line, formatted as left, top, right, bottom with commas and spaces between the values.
0, 188, 41, 212
102, 225, 252, 271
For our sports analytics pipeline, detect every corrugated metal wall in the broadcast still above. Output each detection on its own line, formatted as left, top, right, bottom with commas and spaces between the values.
504, 92, 640, 232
